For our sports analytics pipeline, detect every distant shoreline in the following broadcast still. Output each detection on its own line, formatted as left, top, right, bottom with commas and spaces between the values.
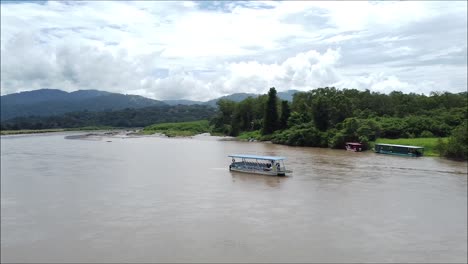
1, 128, 67, 135
0, 128, 454, 160
0, 128, 231, 140
0, 127, 131, 136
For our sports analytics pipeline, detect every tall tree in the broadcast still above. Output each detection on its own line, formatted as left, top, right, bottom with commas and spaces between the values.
279, 100, 291, 130
262, 87, 279, 135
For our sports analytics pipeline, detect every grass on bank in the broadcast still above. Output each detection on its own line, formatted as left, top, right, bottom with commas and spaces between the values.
142, 120, 211, 137
375, 137, 448, 157
237, 130, 262, 140
234, 131, 448, 157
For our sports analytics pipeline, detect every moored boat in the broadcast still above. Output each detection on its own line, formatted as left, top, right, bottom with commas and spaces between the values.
228, 154, 292, 176
345, 142, 363, 152
374, 143, 424, 157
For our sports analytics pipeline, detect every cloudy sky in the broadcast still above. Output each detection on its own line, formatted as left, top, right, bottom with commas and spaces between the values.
1, 1, 467, 100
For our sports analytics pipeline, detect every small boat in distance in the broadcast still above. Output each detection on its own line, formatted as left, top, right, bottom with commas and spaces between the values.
228, 154, 292, 176
345, 142, 363, 152
374, 143, 424, 157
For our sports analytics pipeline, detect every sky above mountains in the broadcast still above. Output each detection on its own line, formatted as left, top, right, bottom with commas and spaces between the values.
1, 1, 467, 100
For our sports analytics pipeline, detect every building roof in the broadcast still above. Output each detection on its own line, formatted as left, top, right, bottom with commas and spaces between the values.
228, 154, 286, 161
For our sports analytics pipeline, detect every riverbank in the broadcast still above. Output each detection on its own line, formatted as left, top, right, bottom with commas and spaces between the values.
1, 128, 67, 135
0, 123, 449, 158
0, 126, 124, 136
1, 122, 216, 139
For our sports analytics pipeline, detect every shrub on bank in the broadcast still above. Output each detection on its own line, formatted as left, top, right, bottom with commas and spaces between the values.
271, 123, 327, 147
142, 120, 211, 136
437, 122, 468, 160
238, 130, 262, 140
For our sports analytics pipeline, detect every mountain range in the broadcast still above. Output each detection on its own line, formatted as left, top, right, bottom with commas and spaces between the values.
161, 90, 298, 106
1, 88, 299, 121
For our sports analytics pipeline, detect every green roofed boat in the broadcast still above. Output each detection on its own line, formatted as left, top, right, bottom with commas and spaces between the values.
374, 143, 424, 157
228, 154, 292, 176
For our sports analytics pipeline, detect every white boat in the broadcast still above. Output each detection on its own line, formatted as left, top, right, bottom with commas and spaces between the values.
228, 154, 292, 176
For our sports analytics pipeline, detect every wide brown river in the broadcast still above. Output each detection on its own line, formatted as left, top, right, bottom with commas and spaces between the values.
1, 132, 467, 263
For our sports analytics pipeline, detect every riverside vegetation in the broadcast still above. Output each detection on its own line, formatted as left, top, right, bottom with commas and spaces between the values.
209, 87, 466, 160
142, 120, 213, 137
141, 87, 465, 160
1, 87, 466, 160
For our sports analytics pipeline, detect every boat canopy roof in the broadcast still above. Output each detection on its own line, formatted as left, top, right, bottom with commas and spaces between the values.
228, 154, 286, 161
346, 142, 362, 146
375, 143, 424, 149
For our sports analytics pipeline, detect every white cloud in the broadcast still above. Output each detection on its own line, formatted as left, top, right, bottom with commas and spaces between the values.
334, 73, 413, 93
1, 1, 466, 99
217, 48, 341, 95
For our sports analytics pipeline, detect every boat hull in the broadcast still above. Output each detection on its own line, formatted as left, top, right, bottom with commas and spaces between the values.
229, 167, 291, 176
375, 150, 422, 157
346, 148, 361, 152
374, 144, 424, 157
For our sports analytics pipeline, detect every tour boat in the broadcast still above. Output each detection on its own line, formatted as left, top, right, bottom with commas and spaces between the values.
345, 142, 363, 152
374, 143, 424, 157
228, 154, 292, 176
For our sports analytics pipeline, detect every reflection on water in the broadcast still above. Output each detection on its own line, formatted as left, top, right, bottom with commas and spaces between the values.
1, 132, 467, 263
230, 171, 285, 188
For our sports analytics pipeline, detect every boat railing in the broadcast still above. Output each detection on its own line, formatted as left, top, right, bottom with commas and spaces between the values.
232, 160, 285, 171
228, 155, 292, 175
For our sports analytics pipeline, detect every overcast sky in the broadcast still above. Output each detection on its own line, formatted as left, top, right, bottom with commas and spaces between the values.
1, 1, 467, 100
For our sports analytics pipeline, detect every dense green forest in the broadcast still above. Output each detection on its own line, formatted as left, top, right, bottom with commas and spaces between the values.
210, 87, 467, 160
0, 104, 216, 130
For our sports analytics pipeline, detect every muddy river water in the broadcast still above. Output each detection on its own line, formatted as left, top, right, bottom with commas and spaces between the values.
1, 132, 466, 262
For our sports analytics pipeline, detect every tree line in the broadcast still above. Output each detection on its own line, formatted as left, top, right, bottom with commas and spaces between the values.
210, 87, 467, 160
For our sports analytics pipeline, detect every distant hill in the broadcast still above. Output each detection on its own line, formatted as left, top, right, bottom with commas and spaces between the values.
1, 88, 68, 105
163, 93, 260, 107
1, 88, 301, 120
162, 99, 203, 106
1, 89, 166, 120
204, 93, 258, 107
161, 90, 298, 107
277, 90, 300, 102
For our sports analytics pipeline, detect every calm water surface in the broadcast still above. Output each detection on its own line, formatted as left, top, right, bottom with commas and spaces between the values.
1, 132, 467, 263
